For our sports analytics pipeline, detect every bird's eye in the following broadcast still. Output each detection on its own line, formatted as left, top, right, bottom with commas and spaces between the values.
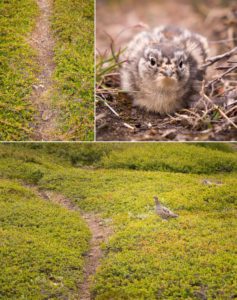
150, 57, 156, 67
179, 60, 183, 68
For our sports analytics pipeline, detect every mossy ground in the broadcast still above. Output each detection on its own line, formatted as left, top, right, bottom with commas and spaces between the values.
0, 0, 38, 140
0, 0, 94, 141
0, 179, 90, 299
0, 143, 236, 299
51, 0, 94, 141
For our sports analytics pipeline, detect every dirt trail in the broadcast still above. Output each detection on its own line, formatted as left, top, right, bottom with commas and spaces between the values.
30, 187, 111, 300
29, 0, 59, 141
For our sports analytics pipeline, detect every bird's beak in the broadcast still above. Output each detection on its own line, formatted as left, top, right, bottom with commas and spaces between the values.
163, 69, 174, 77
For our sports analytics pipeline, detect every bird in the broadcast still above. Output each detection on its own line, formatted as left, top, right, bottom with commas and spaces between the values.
154, 196, 178, 219
120, 25, 209, 114
202, 179, 223, 186
202, 179, 213, 185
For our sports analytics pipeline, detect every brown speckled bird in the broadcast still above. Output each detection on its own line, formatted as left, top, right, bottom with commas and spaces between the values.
120, 25, 209, 114
154, 196, 178, 219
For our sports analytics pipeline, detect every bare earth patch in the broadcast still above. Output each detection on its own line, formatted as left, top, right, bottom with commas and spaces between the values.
29, 0, 59, 141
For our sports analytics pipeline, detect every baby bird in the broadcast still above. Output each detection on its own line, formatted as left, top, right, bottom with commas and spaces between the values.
154, 196, 178, 220
120, 25, 209, 114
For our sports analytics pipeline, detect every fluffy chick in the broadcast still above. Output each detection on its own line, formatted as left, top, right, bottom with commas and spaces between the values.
120, 25, 209, 114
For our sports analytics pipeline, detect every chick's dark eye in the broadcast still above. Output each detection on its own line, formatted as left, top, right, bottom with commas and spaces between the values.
150, 57, 156, 66
179, 61, 183, 68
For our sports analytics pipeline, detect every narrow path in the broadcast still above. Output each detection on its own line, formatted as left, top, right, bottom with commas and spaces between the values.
29, 187, 111, 300
29, 0, 59, 141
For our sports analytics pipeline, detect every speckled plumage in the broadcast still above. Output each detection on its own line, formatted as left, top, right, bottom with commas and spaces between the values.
120, 26, 209, 114
154, 196, 178, 219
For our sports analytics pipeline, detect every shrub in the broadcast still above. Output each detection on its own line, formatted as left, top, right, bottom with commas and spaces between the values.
101, 144, 237, 174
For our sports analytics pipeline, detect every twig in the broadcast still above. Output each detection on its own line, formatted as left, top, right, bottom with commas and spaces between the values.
215, 66, 233, 70
103, 100, 120, 117
102, 72, 120, 77
206, 64, 237, 88
226, 105, 237, 116
203, 94, 237, 129
209, 38, 237, 44
123, 123, 134, 130
99, 98, 135, 130
202, 47, 237, 68
97, 88, 120, 94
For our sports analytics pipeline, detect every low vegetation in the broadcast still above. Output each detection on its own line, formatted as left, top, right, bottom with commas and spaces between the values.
100, 143, 237, 174
20, 142, 236, 173
52, 0, 94, 140
0, 0, 94, 141
0, 143, 236, 299
0, 0, 38, 140
0, 179, 90, 299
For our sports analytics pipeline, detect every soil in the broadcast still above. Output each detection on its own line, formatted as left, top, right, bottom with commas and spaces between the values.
96, 87, 237, 141
28, 186, 111, 300
29, 0, 59, 141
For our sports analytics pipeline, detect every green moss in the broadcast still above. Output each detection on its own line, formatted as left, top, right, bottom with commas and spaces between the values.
0, 0, 94, 141
191, 142, 236, 153
100, 143, 237, 174
0, 179, 90, 299
51, 0, 94, 141
0, 0, 38, 140
92, 211, 236, 299
11, 143, 235, 174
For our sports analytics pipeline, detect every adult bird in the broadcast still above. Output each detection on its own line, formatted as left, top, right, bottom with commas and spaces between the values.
154, 196, 178, 219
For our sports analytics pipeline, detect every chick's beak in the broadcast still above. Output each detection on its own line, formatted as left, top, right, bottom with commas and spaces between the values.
163, 69, 174, 77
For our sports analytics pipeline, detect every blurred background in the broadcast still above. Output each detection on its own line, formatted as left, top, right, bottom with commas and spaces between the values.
96, 0, 237, 55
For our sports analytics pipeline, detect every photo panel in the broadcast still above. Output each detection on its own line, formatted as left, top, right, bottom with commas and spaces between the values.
0, 0, 94, 141
0, 142, 236, 298
96, 0, 237, 141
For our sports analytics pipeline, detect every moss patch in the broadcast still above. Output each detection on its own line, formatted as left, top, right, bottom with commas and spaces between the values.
0, 179, 90, 299
0, 0, 39, 140
100, 143, 237, 174
51, 0, 94, 141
